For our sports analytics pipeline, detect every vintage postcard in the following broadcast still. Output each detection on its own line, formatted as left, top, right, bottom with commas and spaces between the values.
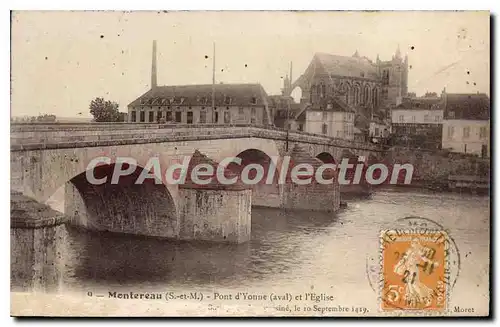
10, 11, 490, 317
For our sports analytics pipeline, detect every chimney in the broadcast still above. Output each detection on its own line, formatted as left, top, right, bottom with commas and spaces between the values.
289, 61, 293, 86
151, 40, 158, 89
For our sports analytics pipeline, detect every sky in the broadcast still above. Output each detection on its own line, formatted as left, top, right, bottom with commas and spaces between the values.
11, 11, 490, 118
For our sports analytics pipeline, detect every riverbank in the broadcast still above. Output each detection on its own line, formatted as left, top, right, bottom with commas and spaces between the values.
372, 182, 489, 196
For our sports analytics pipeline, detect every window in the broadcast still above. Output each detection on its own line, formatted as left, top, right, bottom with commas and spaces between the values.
140, 111, 145, 122
399, 115, 404, 123
199, 111, 206, 123
200, 97, 207, 105
166, 111, 172, 122
250, 97, 257, 105
383, 89, 389, 99
214, 111, 219, 124
480, 126, 487, 139
224, 96, 232, 105
337, 130, 341, 137
157, 111, 163, 122
322, 123, 328, 135
238, 107, 244, 115
148, 111, 154, 122
322, 111, 327, 120
435, 115, 440, 122
447, 126, 455, 139
424, 115, 429, 122
131, 111, 136, 122
175, 111, 182, 123
298, 124, 303, 131
411, 116, 416, 123
463, 126, 470, 139
250, 107, 256, 124
375, 127, 380, 136
449, 111, 455, 119
224, 110, 230, 124
187, 111, 193, 124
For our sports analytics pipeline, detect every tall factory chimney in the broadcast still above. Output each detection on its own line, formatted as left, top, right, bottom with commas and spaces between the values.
151, 40, 158, 89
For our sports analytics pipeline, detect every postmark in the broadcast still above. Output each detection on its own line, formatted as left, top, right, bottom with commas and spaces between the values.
365, 216, 461, 314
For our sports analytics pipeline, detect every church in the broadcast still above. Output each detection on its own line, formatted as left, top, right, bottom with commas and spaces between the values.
277, 48, 409, 140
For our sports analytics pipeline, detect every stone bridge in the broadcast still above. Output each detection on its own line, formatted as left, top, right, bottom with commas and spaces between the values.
10, 123, 383, 243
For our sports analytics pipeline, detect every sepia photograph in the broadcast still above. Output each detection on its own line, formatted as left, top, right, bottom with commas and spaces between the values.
9, 10, 491, 317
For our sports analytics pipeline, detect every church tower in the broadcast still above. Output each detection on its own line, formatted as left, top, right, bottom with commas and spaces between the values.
281, 61, 293, 96
377, 45, 408, 107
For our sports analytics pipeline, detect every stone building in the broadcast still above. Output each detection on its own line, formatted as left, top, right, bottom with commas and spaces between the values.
283, 47, 408, 119
268, 95, 304, 131
391, 96, 444, 149
301, 98, 356, 140
127, 41, 273, 126
278, 47, 408, 140
128, 83, 272, 126
441, 91, 490, 157
368, 115, 391, 143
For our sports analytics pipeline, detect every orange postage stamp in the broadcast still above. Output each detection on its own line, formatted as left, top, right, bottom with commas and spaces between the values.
380, 229, 448, 311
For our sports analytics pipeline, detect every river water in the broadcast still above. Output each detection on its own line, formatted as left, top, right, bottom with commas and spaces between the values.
46, 189, 490, 315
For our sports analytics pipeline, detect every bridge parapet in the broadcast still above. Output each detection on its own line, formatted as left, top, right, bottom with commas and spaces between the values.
11, 123, 382, 153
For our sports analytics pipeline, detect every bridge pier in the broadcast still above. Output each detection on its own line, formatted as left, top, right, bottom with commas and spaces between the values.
10, 191, 67, 292
281, 145, 340, 212
179, 151, 252, 243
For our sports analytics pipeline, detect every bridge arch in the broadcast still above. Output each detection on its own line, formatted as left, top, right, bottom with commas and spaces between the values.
65, 162, 178, 238
227, 148, 280, 208
316, 152, 336, 164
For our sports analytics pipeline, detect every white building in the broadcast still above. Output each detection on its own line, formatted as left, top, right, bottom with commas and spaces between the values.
302, 98, 356, 140
391, 107, 443, 125
439, 92, 490, 157
390, 96, 444, 149
442, 119, 490, 156
369, 116, 391, 138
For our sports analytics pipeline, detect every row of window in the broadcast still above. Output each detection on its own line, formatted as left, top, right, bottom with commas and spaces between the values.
397, 115, 442, 123
321, 123, 354, 138
446, 126, 488, 139
310, 84, 380, 107
320, 111, 354, 121
130, 108, 257, 124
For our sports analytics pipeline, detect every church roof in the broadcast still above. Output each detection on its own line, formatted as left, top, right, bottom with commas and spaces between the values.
313, 52, 379, 80
129, 83, 269, 107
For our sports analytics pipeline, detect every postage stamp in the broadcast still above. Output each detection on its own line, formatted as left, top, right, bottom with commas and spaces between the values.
380, 229, 448, 311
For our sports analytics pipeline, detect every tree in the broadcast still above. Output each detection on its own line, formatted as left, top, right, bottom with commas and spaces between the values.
11, 114, 56, 123
89, 97, 123, 122
36, 114, 57, 122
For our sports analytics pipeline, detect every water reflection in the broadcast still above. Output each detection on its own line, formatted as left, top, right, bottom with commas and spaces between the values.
61, 191, 489, 295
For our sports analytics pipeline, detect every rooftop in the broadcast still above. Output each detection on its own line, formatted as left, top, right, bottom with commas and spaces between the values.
312, 52, 379, 80
129, 83, 269, 107
396, 96, 444, 110
444, 93, 490, 120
